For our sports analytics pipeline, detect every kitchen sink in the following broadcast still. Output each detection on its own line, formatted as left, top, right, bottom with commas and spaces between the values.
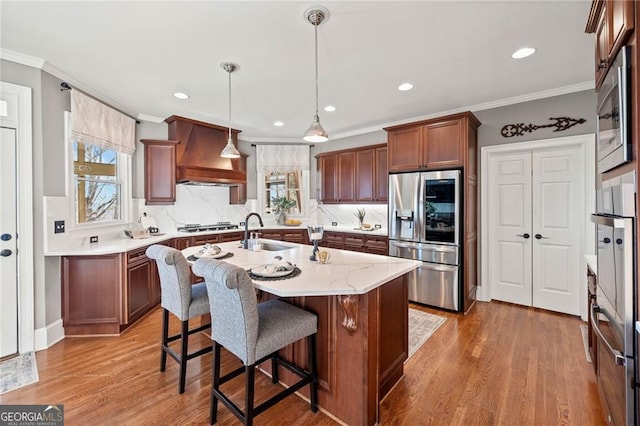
260, 242, 295, 251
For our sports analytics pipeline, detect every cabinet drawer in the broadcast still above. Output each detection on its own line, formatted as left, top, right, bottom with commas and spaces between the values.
282, 229, 305, 243
220, 231, 243, 243
324, 231, 344, 244
260, 230, 283, 240
344, 234, 366, 247
127, 246, 150, 265
193, 234, 221, 246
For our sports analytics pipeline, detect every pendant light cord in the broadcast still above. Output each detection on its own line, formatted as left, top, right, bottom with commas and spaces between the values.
228, 68, 232, 141
314, 22, 319, 116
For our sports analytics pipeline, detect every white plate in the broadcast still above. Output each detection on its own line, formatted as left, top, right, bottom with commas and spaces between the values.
193, 251, 228, 259
250, 265, 295, 278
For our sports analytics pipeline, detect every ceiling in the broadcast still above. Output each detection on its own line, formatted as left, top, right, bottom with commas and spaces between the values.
0, 1, 595, 142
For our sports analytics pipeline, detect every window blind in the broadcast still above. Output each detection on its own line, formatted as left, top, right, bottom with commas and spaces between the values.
70, 90, 136, 155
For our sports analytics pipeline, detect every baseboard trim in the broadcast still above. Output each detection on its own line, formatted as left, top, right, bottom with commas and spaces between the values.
34, 319, 65, 352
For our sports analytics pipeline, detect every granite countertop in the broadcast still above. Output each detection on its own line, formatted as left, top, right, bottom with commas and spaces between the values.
183, 240, 420, 297
45, 225, 389, 256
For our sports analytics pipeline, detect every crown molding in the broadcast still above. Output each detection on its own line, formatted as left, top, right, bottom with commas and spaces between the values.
137, 113, 165, 123
0, 48, 45, 69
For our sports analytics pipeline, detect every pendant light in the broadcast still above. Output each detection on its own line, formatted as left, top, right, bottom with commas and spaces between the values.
303, 7, 329, 143
220, 62, 241, 158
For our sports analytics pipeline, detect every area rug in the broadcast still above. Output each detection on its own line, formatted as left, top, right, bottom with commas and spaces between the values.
408, 309, 446, 360
580, 324, 592, 363
0, 352, 39, 395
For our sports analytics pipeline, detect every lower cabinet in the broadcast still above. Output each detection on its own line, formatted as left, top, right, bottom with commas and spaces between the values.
322, 231, 388, 255
62, 244, 160, 335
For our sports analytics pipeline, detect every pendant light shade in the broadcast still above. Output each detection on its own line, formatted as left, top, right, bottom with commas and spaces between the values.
303, 7, 329, 143
220, 62, 241, 159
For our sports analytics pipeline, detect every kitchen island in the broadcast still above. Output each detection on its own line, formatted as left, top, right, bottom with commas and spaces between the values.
183, 240, 420, 426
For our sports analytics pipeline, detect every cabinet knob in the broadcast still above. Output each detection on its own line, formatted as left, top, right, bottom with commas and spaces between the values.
0, 249, 12, 257
598, 59, 607, 69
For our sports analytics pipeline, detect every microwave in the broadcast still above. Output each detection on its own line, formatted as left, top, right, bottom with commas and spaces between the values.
597, 46, 631, 173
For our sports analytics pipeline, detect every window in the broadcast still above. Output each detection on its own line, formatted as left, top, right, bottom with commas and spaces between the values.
72, 142, 123, 224
65, 111, 131, 227
265, 170, 303, 215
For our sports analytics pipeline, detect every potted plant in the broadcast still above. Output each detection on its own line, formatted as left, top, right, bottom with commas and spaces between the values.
271, 196, 297, 225
354, 208, 366, 229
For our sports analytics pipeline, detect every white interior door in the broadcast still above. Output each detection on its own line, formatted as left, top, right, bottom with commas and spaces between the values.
531, 147, 583, 315
487, 145, 584, 315
488, 151, 533, 306
0, 126, 18, 358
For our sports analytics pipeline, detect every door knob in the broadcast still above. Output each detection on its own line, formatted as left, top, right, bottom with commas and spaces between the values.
0, 249, 12, 257
516, 233, 530, 239
601, 237, 611, 244
0, 233, 11, 241
534, 234, 549, 240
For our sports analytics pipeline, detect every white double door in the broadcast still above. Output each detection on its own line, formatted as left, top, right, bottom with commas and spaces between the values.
487, 144, 585, 315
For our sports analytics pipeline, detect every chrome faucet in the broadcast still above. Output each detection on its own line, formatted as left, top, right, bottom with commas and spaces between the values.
243, 212, 264, 249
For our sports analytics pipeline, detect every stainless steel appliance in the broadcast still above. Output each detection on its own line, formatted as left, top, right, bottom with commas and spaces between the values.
590, 171, 636, 425
597, 46, 631, 173
388, 170, 461, 311
177, 222, 239, 232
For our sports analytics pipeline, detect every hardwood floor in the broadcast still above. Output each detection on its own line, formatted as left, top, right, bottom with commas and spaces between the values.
0, 301, 605, 425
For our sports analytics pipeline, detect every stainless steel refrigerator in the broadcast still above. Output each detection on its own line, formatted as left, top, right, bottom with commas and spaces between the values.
388, 170, 462, 311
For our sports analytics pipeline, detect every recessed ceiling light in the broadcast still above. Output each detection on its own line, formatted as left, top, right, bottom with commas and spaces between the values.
398, 83, 413, 91
324, 105, 336, 112
173, 92, 189, 100
273, 121, 284, 127
512, 47, 536, 59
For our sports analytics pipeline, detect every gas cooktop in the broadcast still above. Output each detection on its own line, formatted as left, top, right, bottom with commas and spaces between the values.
177, 222, 239, 232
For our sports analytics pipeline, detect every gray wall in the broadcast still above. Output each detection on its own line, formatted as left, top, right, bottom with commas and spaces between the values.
475, 90, 596, 147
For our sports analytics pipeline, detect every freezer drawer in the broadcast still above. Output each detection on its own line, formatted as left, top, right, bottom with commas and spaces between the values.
389, 240, 459, 265
407, 262, 459, 311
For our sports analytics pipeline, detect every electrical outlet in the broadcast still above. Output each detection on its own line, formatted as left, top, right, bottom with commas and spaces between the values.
54, 220, 65, 234
90, 236, 99, 243
331, 222, 338, 226
239, 221, 246, 226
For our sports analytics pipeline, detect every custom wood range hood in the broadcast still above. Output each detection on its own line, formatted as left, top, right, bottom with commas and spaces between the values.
165, 115, 246, 185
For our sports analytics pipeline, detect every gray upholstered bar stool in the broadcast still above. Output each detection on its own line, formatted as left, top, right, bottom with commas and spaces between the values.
146, 244, 212, 394
192, 258, 318, 426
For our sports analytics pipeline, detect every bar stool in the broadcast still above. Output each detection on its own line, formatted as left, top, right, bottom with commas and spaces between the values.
146, 244, 213, 394
192, 258, 318, 426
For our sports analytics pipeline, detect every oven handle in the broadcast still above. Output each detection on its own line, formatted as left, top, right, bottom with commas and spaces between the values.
590, 214, 629, 228
590, 303, 626, 366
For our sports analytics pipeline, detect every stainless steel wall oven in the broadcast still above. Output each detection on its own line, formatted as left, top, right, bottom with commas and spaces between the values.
590, 171, 636, 425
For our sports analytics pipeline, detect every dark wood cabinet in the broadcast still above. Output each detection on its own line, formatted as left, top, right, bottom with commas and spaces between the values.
229, 155, 248, 205
586, 0, 634, 88
344, 234, 366, 252
423, 119, 464, 168
374, 146, 388, 202
126, 246, 156, 323
321, 231, 388, 255
318, 155, 339, 203
141, 139, 179, 205
385, 112, 479, 172
316, 144, 387, 204
387, 126, 423, 171
323, 231, 345, 249
282, 229, 307, 244
62, 243, 161, 335
365, 235, 389, 255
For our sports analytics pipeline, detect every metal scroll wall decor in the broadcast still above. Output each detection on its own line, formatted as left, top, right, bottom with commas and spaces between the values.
501, 117, 586, 138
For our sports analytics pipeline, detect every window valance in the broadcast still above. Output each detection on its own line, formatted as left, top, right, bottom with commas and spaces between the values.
70, 90, 136, 155
256, 145, 310, 173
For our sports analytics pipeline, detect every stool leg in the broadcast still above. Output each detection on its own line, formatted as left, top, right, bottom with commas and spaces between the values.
160, 309, 169, 372
308, 333, 318, 412
271, 356, 278, 384
178, 320, 189, 394
245, 365, 255, 426
210, 342, 221, 425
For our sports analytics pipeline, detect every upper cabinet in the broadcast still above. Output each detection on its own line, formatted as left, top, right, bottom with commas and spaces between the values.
316, 144, 387, 204
586, 0, 634, 88
385, 111, 481, 172
141, 139, 179, 205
